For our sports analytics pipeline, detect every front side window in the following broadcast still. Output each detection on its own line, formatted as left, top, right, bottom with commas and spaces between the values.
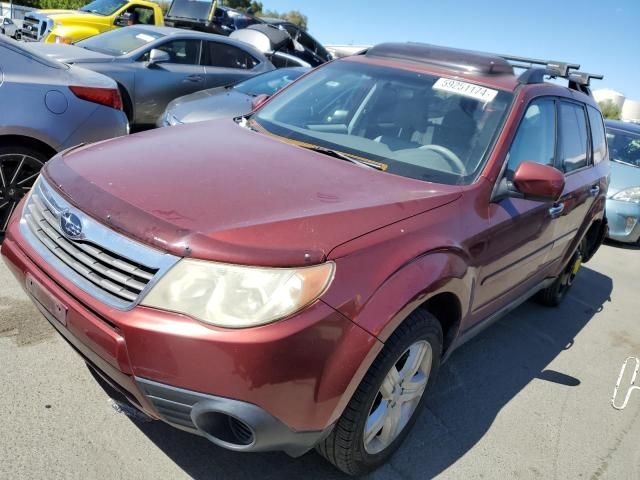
125, 5, 155, 25
204, 42, 257, 69
507, 99, 556, 176
587, 106, 607, 163
79, 0, 128, 16
155, 39, 201, 65
606, 128, 640, 168
77, 27, 164, 56
253, 61, 513, 185
558, 101, 589, 173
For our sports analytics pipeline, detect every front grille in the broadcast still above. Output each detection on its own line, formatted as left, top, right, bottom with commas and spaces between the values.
21, 17, 41, 41
20, 178, 179, 309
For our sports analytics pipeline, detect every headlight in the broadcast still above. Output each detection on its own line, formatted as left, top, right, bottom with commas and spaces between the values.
165, 112, 182, 126
612, 187, 640, 204
54, 35, 72, 44
141, 259, 335, 328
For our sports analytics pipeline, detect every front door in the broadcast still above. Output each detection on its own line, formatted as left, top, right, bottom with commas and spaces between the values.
134, 39, 205, 125
474, 98, 563, 314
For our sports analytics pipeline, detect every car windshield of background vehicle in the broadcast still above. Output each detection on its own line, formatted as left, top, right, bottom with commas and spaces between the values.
167, 0, 212, 20
79, 0, 128, 16
234, 68, 306, 96
76, 27, 164, 56
253, 61, 513, 185
607, 129, 640, 168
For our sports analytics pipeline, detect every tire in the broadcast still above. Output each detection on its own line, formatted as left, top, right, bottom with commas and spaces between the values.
536, 238, 587, 307
0, 144, 49, 239
317, 309, 443, 476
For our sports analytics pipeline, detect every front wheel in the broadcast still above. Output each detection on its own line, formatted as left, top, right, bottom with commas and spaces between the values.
317, 310, 442, 476
0, 145, 49, 238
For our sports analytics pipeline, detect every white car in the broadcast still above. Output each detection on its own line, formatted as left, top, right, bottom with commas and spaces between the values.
0, 16, 19, 39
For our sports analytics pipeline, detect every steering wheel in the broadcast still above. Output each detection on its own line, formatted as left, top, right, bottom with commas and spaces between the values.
419, 145, 466, 174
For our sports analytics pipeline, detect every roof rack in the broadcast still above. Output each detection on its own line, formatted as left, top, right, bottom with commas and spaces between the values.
498, 54, 603, 95
499, 54, 580, 78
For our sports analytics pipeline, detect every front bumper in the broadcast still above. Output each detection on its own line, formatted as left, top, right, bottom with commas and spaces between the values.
606, 198, 640, 244
1, 208, 381, 454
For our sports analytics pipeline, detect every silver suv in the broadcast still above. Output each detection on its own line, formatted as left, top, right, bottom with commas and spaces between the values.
0, 37, 129, 237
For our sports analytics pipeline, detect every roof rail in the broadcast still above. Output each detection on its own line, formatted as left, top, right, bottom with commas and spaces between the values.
569, 71, 604, 86
499, 54, 580, 78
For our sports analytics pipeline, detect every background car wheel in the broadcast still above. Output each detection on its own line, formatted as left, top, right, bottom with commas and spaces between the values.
316, 309, 442, 476
537, 238, 587, 307
0, 145, 48, 239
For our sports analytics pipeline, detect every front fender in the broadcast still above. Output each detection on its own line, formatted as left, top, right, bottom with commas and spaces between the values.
349, 251, 473, 343
44, 25, 100, 43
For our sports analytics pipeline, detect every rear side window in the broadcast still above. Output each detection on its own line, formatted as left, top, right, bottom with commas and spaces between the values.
558, 102, 589, 173
507, 99, 556, 176
204, 42, 258, 69
587, 106, 607, 163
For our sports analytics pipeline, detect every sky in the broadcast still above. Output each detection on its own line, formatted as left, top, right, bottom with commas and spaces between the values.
262, 0, 640, 100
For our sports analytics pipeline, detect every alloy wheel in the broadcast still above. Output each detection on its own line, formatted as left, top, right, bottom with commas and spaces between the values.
0, 153, 44, 233
363, 340, 433, 454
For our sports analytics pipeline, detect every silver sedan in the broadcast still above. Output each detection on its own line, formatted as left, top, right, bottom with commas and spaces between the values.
0, 36, 128, 237
29, 26, 275, 128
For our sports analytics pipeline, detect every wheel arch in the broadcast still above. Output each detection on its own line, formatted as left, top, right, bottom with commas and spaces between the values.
0, 134, 57, 159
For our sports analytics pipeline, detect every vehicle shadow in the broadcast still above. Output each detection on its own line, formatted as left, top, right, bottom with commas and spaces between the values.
128, 266, 612, 480
603, 238, 640, 250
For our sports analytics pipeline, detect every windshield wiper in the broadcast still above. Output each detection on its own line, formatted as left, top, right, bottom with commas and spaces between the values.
301, 145, 384, 170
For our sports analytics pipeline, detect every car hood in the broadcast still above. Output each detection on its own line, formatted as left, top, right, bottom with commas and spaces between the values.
44, 120, 461, 267
609, 161, 640, 196
168, 87, 253, 124
26, 43, 115, 64
30, 9, 101, 21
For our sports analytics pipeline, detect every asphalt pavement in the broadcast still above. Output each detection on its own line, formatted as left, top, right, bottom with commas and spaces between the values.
1, 242, 639, 479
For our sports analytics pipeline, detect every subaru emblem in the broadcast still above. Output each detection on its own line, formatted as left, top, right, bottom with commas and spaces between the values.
60, 211, 84, 239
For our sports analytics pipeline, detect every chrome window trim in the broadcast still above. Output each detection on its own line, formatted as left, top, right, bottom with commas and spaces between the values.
20, 177, 180, 311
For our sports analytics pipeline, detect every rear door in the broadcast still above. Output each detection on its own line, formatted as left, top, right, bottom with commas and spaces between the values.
545, 100, 595, 261
133, 39, 205, 124
202, 41, 261, 89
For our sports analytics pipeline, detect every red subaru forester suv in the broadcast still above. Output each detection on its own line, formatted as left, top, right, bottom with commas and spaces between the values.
2, 44, 608, 475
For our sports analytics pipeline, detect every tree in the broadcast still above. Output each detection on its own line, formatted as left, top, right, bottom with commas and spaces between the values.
262, 9, 308, 29
223, 0, 263, 15
599, 100, 622, 120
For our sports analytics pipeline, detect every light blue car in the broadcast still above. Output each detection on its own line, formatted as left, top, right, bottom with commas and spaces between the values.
605, 120, 640, 244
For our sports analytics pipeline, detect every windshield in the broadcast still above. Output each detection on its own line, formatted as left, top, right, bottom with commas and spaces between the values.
76, 27, 164, 56
234, 68, 307, 97
253, 61, 513, 185
607, 128, 640, 168
79, 0, 127, 16
167, 0, 213, 20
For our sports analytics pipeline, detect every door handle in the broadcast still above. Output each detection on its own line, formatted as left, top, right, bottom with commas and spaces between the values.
184, 75, 203, 83
548, 203, 565, 218
590, 185, 600, 196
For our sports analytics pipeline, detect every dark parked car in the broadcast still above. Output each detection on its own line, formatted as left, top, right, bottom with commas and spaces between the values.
159, 67, 309, 126
604, 119, 640, 243
164, 0, 260, 36
260, 17, 332, 66
2, 44, 608, 475
29, 26, 274, 127
0, 36, 128, 238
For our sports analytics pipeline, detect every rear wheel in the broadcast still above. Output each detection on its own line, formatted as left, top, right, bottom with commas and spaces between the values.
537, 238, 586, 307
317, 310, 442, 476
0, 145, 49, 238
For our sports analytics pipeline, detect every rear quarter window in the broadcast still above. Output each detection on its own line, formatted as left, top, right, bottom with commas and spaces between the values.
587, 106, 607, 163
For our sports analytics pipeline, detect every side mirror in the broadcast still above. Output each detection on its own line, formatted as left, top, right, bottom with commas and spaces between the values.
147, 49, 170, 67
512, 161, 565, 202
251, 94, 270, 111
114, 12, 133, 27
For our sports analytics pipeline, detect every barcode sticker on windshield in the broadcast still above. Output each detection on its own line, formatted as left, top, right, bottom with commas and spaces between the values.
433, 78, 498, 103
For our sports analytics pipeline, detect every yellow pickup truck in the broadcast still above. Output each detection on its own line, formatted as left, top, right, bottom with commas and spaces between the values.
21, 0, 164, 44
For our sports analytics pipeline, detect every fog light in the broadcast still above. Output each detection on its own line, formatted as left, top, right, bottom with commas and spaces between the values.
624, 216, 638, 235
